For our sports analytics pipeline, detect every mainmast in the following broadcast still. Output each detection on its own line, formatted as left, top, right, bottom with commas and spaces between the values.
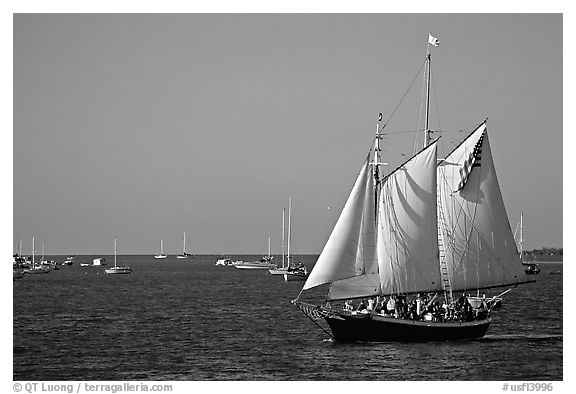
425, 33, 439, 148
424, 51, 431, 147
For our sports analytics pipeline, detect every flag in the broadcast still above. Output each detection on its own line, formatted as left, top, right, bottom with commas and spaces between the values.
455, 132, 485, 192
428, 34, 440, 47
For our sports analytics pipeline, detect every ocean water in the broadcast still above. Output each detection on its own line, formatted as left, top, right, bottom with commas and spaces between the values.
13, 255, 562, 381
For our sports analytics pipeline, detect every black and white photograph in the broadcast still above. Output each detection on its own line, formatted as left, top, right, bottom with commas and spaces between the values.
8, 3, 566, 388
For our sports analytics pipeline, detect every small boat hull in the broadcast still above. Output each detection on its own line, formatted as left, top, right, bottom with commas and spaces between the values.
523, 263, 541, 274
268, 268, 288, 275
325, 312, 491, 342
234, 264, 273, 269
283, 272, 308, 281
104, 267, 132, 274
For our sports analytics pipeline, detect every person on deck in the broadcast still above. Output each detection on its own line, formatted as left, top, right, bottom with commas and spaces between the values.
344, 299, 354, 311
386, 296, 396, 316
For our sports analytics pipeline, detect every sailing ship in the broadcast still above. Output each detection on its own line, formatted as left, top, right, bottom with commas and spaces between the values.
515, 212, 541, 275
233, 237, 276, 269
292, 34, 532, 342
104, 238, 132, 274
176, 232, 193, 259
154, 239, 167, 259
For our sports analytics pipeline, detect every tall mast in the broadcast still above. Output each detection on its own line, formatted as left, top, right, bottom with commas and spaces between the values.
268, 236, 271, 258
425, 33, 439, 148
282, 208, 286, 269
424, 50, 431, 147
32, 237, 35, 267
288, 197, 292, 266
519, 212, 524, 261
114, 237, 117, 268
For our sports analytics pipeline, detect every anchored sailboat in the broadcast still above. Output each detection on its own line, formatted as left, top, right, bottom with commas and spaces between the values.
268, 208, 289, 275
105, 238, 132, 274
515, 212, 541, 274
233, 237, 276, 269
292, 34, 532, 342
283, 198, 308, 282
177, 232, 193, 259
24, 237, 50, 274
154, 239, 167, 259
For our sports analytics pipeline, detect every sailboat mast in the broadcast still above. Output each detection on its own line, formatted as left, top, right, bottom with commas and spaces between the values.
183, 232, 186, 254
32, 237, 35, 267
282, 208, 286, 269
424, 50, 432, 148
519, 212, 524, 260
373, 123, 381, 220
288, 197, 292, 266
268, 236, 271, 258
114, 237, 117, 268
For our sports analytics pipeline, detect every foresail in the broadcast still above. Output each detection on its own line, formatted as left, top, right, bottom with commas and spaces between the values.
303, 158, 377, 290
437, 122, 528, 292
326, 163, 379, 299
377, 140, 443, 295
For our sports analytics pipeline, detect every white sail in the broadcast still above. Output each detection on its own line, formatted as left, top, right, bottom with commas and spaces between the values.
303, 159, 376, 290
327, 159, 379, 299
377, 140, 443, 295
437, 122, 528, 291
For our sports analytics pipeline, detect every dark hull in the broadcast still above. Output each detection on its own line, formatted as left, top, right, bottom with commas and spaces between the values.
325, 313, 491, 342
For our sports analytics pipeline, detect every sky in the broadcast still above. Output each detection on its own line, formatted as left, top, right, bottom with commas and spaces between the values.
10, 12, 563, 255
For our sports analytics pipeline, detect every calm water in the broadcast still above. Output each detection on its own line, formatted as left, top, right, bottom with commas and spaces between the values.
13, 255, 563, 381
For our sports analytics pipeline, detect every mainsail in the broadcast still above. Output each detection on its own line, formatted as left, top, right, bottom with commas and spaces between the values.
437, 122, 529, 292
306, 140, 442, 300
376, 140, 442, 296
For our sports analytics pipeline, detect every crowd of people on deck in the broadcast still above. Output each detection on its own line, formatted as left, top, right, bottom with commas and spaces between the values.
342, 293, 490, 322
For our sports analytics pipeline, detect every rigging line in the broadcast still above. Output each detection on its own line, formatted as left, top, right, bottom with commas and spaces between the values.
297, 305, 335, 340
380, 58, 427, 132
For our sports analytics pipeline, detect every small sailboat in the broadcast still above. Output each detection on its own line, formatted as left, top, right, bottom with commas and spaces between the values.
154, 239, 167, 259
39, 241, 56, 269
105, 238, 132, 274
176, 232, 193, 259
24, 237, 50, 274
283, 198, 308, 282
233, 237, 276, 269
292, 34, 533, 342
269, 208, 289, 275
515, 212, 541, 275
